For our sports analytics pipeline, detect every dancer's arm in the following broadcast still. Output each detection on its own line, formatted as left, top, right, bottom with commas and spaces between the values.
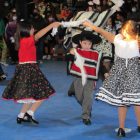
83, 21, 115, 43
34, 22, 61, 41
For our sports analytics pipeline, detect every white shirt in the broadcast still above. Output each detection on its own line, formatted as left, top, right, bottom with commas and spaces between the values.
114, 34, 139, 59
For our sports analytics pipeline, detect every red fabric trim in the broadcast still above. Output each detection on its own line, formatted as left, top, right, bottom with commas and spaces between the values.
77, 48, 99, 61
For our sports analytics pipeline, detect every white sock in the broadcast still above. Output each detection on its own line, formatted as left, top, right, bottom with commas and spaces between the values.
18, 112, 25, 118
27, 110, 34, 117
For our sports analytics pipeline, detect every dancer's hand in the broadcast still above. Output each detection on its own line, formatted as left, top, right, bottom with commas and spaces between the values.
104, 73, 110, 79
70, 48, 76, 55
83, 21, 93, 29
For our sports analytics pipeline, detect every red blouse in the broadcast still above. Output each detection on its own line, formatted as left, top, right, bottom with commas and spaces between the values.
18, 36, 36, 63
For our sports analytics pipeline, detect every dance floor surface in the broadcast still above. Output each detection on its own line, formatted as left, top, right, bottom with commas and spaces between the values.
0, 60, 139, 140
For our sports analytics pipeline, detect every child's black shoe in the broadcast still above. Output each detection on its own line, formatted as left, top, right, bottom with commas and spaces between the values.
117, 128, 125, 137
137, 126, 140, 133
24, 113, 39, 124
82, 119, 91, 125
16, 117, 30, 124
68, 91, 75, 97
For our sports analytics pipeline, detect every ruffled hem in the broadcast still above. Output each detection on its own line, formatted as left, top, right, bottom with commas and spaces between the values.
96, 88, 140, 106
2, 93, 55, 104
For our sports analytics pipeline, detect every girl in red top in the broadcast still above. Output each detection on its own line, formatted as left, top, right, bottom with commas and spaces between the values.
2, 21, 61, 125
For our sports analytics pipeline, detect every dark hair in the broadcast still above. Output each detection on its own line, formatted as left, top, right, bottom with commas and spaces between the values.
15, 21, 33, 50
17, 21, 32, 38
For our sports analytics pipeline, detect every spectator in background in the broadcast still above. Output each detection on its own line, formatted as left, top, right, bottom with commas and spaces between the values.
60, 4, 71, 21
44, 12, 57, 60
44, 2, 57, 20
0, 64, 6, 81
127, 0, 140, 22
86, 1, 94, 12
35, 0, 46, 18
5, 8, 18, 64
0, 17, 8, 65
114, 12, 126, 34
30, 8, 46, 64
